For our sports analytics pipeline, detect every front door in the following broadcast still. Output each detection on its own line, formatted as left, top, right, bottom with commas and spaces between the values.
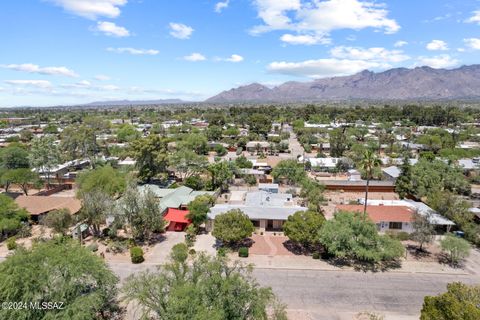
267, 220, 273, 230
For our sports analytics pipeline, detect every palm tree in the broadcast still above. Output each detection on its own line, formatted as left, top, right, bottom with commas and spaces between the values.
359, 150, 382, 219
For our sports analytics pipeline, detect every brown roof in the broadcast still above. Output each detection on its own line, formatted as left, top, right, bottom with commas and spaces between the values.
15, 195, 82, 216
336, 205, 414, 223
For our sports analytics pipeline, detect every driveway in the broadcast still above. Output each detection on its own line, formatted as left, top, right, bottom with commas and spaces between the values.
249, 234, 295, 256
144, 231, 185, 263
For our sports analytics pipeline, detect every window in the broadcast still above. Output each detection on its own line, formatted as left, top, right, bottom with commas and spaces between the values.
251, 220, 260, 228
389, 222, 402, 230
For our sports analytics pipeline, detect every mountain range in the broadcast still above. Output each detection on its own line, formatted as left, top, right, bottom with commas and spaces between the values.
206, 65, 480, 103
83, 99, 186, 106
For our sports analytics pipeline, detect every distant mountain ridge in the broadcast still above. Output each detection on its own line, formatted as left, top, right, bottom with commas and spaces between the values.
206, 65, 480, 102
83, 99, 186, 106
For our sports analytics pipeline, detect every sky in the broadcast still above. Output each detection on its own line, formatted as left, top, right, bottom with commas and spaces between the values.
1, 0, 480, 107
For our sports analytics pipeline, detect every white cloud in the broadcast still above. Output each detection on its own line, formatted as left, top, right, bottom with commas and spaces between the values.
1, 63, 78, 77
416, 55, 459, 69
226, 54, 244, 62
426, 40, 448, 51
280, 33, 329, 45
106, 47, 159, 55
183, 53, 207, 61
330, 46, 410, 63
169, 23, 194, 39
394, 40, 408, 47
215, 0, 229, 13
466, 10, 480, 24
267, 58, 385, 78
464, 38, 480, 50
94, 74, 111, 81
251, 0, 399, 45
46, 0, 127, 20
96, 21, 130, 37
4, 80, 53, 88
61, 80, 92, 88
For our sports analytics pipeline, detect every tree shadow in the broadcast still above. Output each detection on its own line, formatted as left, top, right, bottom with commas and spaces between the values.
326, 257, 402, 273
282, 240, 313, 255
406, 244, 431, 260
437, 252, 465, 269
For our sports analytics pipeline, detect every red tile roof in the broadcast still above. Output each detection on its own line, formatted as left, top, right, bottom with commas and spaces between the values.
164, 208, 191, 224
336, 205, 414, 223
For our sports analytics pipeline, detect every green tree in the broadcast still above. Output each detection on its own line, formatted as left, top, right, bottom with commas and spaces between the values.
283, 210, 325, 249
421, 282, 480, 320
187, 194, 215, 229
80, 190, 114, 237
299, 179, 325, 213
329, 128, 348, 157
248, 113, 272, 136
119, 184, 166, 241
130, 135, 169, 182
411, 212, 435, 251
208, 161, 235, 191
272, 159, 306, 185
7, 168, 40, 195
41, 208, 73, 235
440, 234, 470, 265
0, 194, 28, 240
319, 211, 404, 263
0, 145, 30, 169
168, 149, 208, 180
179, 133, 208, 155
29, 136, 61, 186
212, 209, 254, 246
358, 150, 381, 218
395, 155, 413, 199
184, 175, 205, 190
61, 125, 100, 165
0, 239, 120, 320
235, 155, 253, 169
122, 249, 285, 320
206, 125, 223, 141
116, 123, 140, 142
77, 165, 126, 197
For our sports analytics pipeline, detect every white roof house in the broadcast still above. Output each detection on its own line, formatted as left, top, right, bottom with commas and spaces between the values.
382, 166, 401, 179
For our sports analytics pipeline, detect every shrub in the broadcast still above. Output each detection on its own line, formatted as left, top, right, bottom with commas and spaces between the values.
6, 237, 17, 250
189, 249, 196, 255
238, 247, 249, 258
386, 231, 410, 241
312, 252, 320, 259
87, 242, 98, 252
217, 247, 227, 257
130, 246, 144, 264
108, 240, 126, 254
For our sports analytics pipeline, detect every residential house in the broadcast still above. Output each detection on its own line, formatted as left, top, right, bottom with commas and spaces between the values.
246, 141, 270, 153
15, 195, 81, 222
207, 190, 306, 232
258, 183, 279, 193
382, 166, 401, 180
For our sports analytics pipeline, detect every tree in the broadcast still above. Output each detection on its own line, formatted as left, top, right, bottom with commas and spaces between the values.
248, 113, 272, 136
421, 282, 480, 320
0, 194, 28, 240
440, 234, 470, 265
244, 174, 257, 186
7, 168, 40, 195
29, 136, 61, 186
283, 210, 325, 249
179, 133, 208, 155
187, 194, 215, 229
0, 239, 120, 320
212, 209, 254, 246
119, 184, 166, 241
319, 211, 404, 263
116, 124, 140, 142
235, 155, 253, 169
77, 165, 126, 197
41, 208, 73, 235
61, 125, 100, 165
395, 155, 413, 199
168, 149, 208, 180
184, 175, 205, 190
272, 159, 306, 185
122, 249, 285, 320
80, 190, 114, 237
208, 161, 235, 191
206, 125, 223, 141
330, 128, 348, 157
411, 212, 435, 251
0, 145, 30, 169
130, 135, 169, 182
299, 179, 325, 213
358, 150, 381, 219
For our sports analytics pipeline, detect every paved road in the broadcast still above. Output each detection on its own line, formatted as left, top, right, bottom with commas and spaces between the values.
109, 262, 480, 319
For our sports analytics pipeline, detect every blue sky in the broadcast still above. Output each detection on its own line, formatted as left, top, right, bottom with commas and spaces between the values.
1, 0, 480, 107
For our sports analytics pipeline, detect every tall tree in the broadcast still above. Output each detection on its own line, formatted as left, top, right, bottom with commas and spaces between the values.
130, 135, 169, 182
0, 239, 120, 320
358, 150, 381, 218
122, 249, 285, 319
283, 210, 325, 249
80, 190, 113, 237
212, 209, 254, 246
29, 136, 61, 186
187, 194, 215, 229
168, 149, 208, 180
